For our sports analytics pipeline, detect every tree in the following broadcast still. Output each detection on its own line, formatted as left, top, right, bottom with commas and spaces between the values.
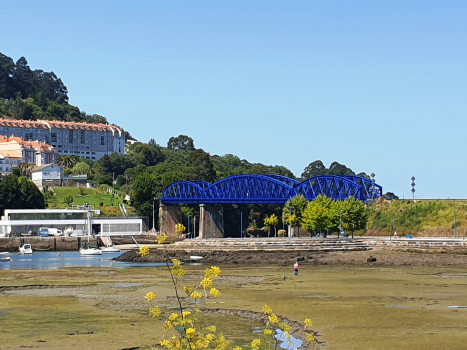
302, 195, 334, 236
264, 213, 279, 237
58, 155, 79, 169
128, 143, 164, 167
72, 162, 91, 175
15, 162, 35, 177
0, 174, 45, 214
341, 196, 368, 238
301, 160, 327, 179
186, 149, 216, 183
17, 176, 45, 209
167, 135, 195, 151
282, 195, 308, 236
131, 172, 159, 216
63, 194, 74, 206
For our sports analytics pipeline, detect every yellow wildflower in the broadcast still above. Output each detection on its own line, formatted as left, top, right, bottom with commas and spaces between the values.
169, 313, 179, 321
304, 318, 313, 328
172, 258, 182, 267
262, 305, 273, 315
205, 266, 222, 278
279, 323, 292, 332
157, 233, 168, 244
191, 291, 202, 299
183, 286, 194, 295
149, 306, 162, 317
139, 245, 150, 257
268, 313, 280, 324
160, 339, 171, 347
210, 288, 221, 298
264, 328, 274, 336
182, 311, 192, 317
201, 277, 213, 289
163, 320, 174, 331
251, 339, 262, 350
204, 326, 217, 333
172, 265, 186, 277
186, 328, 196, 338
217, 335, 230, 350
205, 333, 215, 341
233, 347, 243, 350
145, 291, 157, 302
306, 333, 315, 342
175, 223, 186, 234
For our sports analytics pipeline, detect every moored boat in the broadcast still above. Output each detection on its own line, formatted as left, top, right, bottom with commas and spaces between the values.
79, 247, 103, 256
19, 244, 33, 255
0, 252, 12, 261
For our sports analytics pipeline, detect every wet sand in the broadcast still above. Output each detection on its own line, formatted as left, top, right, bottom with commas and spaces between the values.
1, 250, 466, 350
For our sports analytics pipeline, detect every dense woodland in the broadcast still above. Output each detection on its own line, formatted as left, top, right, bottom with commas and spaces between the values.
1, 52, 418, 237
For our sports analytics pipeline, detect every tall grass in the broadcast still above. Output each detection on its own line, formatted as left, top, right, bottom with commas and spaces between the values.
367, 200, 466, 236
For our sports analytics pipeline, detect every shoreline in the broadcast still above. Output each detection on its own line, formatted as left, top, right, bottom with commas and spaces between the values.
114, 248, 467, 267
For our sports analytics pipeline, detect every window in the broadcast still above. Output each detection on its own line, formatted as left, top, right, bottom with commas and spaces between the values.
100, 136, 105, 145
91, 152, 95, 154
92, 157, 96, 159
86, 152, 90, 154
69, 130, 74, 143
64, 150, 68, 153
80, 130, 85, 144
86, 157, 90, 159
51, 133, 57, 142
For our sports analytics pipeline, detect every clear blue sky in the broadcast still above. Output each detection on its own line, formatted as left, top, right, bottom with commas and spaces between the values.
1, 1, 466, 199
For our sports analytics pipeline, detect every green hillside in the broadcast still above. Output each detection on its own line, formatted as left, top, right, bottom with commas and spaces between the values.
45, 187, 134, 216
367, 199, 465, 237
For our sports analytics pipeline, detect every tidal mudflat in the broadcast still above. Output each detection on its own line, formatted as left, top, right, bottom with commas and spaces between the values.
0, 259, 466, 350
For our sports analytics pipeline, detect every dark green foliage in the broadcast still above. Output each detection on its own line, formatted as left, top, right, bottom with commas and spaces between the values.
0, 51, 124, 128
167, 135, 195, 151
301, 160, 356, 179
0, 174, 45, 214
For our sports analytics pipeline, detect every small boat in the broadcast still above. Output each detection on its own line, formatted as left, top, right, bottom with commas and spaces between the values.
101, 246, 120, 253
79, 247, 103, 256
100, 236, 120, 253
190, 255, 204, 261
19, 244, 33, 255
0, 252, 12, 261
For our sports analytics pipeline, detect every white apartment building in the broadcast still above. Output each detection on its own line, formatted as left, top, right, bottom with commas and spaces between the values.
0, 136, 59, 174
0, 119, 126, 160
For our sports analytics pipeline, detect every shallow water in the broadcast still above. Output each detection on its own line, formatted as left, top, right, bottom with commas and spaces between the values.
0, 251, 167, 269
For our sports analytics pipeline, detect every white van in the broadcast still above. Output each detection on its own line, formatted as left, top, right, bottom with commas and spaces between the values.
39, 227, 63, 237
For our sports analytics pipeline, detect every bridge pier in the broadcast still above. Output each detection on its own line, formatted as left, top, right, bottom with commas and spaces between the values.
159, 203, 182, 237
199, 204, 224, 238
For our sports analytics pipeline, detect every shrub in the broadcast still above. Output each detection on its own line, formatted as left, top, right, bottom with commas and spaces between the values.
139, 240, 318, 350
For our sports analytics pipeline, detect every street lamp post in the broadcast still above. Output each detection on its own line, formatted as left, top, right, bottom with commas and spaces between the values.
240, 211, 243, 238
152, 198, 155, 232
339, 211, 343, 238
188, 213, 190, 238
454, 209, 457, 238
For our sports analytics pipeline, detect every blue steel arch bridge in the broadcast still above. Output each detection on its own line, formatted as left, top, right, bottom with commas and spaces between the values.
161, 174, 382, 205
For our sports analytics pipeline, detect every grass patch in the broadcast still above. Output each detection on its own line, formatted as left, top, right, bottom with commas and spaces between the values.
44, 187, 136, 216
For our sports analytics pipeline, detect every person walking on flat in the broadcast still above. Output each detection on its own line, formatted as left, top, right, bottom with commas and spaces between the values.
294, 261, 299, 275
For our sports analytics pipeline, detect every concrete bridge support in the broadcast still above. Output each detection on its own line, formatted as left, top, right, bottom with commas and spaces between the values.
199, 204, 224, 238
159, 203, 182, 237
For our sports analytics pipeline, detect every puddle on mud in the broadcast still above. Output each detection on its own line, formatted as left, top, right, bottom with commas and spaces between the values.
447, 305, 467, 308
251, 326, 303, 349
114, 283, 142, 288
386, 305, 410, 308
